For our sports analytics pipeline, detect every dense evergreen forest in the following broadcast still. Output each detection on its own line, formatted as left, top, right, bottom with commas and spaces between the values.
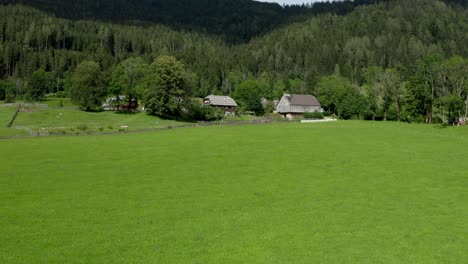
0, 0, 467, 123
1, 0, 391, 43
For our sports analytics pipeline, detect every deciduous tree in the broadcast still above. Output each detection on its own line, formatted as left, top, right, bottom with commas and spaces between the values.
69, 61, 106, 111
143, 56, 186, 116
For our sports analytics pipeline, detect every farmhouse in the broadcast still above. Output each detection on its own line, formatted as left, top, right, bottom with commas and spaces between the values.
276, 94, 322, 119
203, 95, 238, 115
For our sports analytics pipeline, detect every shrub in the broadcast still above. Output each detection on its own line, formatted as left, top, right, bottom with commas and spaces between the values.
56, 91, 67, 98
50, 129, 67, 135
201, 106, 224, 121
76, 124, 89, 131
304, 112, 325, 119
186, 100, 224, 121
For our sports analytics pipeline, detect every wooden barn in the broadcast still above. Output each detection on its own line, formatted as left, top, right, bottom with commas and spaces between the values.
203, 95, 238, 115
276, 94, 322, 119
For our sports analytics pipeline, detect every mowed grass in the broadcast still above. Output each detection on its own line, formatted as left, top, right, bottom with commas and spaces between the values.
8, 106, 189, 135
0, 121, 467, 263
0, 105, 28, 137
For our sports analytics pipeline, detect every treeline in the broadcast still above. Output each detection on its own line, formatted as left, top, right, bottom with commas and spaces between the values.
0, 0, 467, 124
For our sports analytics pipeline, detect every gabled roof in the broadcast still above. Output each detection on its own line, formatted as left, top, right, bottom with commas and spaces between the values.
284, 94, 321, 107
204, 95, 238, 107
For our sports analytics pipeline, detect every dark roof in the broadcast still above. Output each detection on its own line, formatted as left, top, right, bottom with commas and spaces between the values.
285, 94, 321, 107
204, 95, 238, 107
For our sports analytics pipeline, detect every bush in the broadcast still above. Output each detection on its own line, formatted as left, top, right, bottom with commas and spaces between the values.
56, 91, 67, 98
304, 112, 324, 119
186, 101, 224, 121
203, 107, 224, 121
76, 124, 89, 131
49, 129, 67, 135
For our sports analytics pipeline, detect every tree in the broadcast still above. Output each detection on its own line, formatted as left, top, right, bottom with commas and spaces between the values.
444, 56, 468, 120
404, 77, 431, 123
109, 57, 149, 111
234, 79, 268, 115
381, 69, 401, 121
26, 68, 52, 101
186, 100, 224, 121
143, 56, 187, 116
336, 91, 367, 120
0, 79, 16, 103
362, 66, 384, 120
69, 61, 106, 111
418, 53, 445, 124
445, 94, 464, 125
315, 75, 352, 114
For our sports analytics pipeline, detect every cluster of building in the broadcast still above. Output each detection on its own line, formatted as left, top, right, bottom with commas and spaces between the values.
203, 94, 322, 119
103, 93, 323, 119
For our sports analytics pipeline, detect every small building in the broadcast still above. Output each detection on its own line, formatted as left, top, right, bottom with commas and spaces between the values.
203, 95, 238, 115
459, 117, 466, 126
276, 94, 322, 119
102, 95, 138, 111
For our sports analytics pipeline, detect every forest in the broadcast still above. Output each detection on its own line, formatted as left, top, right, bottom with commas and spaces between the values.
0, 0, 467, 124
0, 0, 392, 43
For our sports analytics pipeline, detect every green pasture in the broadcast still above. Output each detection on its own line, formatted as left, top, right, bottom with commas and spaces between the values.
0, 104, 188, 136
0, 121, 467, 263
0, 105, 28, 137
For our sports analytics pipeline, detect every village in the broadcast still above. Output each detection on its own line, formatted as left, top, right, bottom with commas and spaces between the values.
102, 93, 328, 120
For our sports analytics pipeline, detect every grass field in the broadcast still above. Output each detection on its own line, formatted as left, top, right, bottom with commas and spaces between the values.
0, 105, 28, 137
0, 121, 467, 263
0, 104, 189, 137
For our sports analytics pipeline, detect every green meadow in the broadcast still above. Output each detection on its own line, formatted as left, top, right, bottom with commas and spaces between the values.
0, 104, 188, 137
0, 121, 467, 263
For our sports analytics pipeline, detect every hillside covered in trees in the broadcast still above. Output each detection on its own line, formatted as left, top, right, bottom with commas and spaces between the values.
0, 0, 392, 43
0, 0, 467, 123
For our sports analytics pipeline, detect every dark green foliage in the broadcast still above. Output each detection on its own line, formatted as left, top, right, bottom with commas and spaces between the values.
56, 91, 67, 98
143, 56, 186, 116
109, 57, 149, 111
264, 101, 276, 114
69, 61, 106, 111
316, 75, 354, 113
186, 101, 224, 121
304, 112, 325, 119
0, 0, 389, 43
337, 92, 368, 120
234, 80, 268, 116
26, 69, 52, 101
0, 79, 16, 103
